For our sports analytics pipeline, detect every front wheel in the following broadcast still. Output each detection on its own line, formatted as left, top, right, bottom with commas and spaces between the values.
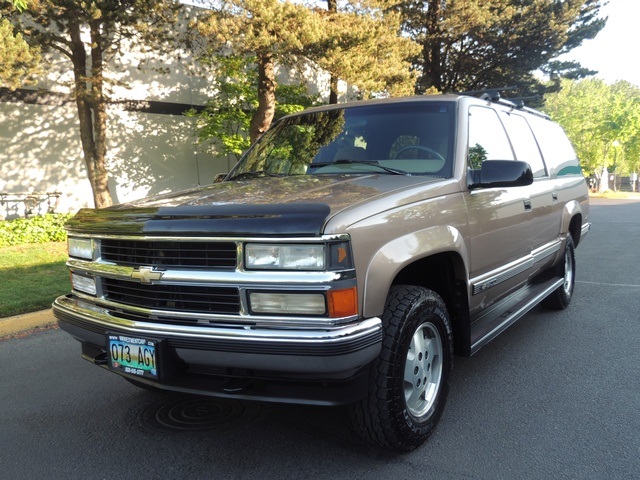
350, 286, 453, 451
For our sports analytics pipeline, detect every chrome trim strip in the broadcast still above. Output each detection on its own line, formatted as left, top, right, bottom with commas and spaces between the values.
470, 256, 534, 296
70, 291, 358, 327
67, 233, 351, 243
54, 295, 380, 344
580, 222, 591, 240
532, 240, 561, 264
67, 258, 350, 285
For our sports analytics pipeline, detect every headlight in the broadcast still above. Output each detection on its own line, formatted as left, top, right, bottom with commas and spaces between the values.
68, 237, 94, 260
245, 244, 325, 270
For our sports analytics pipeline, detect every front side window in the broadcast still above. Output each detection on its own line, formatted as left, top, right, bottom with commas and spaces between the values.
227, 102, 456, 179
467, 106, 514, 169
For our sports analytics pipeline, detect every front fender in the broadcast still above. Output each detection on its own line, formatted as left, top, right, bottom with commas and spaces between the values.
362, 225, 469, 317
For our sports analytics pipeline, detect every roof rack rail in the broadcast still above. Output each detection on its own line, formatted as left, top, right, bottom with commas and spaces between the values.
455, 87, 549, 119
456, 86, 518, 103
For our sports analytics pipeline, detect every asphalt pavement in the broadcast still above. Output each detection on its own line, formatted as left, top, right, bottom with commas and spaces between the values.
1, 197, 639, 479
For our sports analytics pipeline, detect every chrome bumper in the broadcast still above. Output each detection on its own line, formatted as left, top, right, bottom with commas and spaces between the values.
53, 295, 382, 377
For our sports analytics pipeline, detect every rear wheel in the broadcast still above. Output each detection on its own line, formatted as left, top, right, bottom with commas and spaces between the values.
350, 286, 453, 451
544, 236, 575, 310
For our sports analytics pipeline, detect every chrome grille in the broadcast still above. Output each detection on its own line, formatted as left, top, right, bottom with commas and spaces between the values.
100, 239, 237, 270
102, 279, 240, 314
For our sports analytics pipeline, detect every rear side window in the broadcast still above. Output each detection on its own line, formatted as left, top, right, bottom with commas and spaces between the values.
500, 112, 547, 178
467, 106, 514, 169
527, 116, 581, 177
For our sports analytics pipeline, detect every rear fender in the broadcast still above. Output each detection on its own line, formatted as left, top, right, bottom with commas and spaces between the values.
561, 200, 583, 245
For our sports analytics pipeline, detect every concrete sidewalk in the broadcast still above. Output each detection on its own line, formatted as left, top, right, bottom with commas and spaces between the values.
0, 309, 56, 338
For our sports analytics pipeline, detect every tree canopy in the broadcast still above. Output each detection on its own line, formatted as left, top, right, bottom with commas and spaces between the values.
544, 78, 640, 183
403, 0, 607, 96
0, 0, 40, 88
189, 53, 319, 160
309, 0, 419, 99
194, 0, 418, 141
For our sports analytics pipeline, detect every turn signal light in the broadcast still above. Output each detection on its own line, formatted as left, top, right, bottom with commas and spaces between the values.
327, 287, 358, 318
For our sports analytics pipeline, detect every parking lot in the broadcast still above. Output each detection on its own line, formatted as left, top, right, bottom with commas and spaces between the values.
1, 197, 638, 479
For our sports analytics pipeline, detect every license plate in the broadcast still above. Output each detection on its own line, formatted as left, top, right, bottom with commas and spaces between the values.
108, 334, 158, 379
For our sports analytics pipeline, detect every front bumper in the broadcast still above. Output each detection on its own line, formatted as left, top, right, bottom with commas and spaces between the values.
53, 295, 382, 405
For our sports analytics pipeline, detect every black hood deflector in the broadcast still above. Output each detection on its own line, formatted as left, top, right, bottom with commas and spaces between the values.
66, 203, 332, 237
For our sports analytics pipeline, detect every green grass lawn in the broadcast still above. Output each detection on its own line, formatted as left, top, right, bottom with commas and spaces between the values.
0, 242, 70, 318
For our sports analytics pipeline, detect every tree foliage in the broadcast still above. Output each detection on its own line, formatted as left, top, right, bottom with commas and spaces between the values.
0, 16, 40, 88
0, 0, 40, 88
189, 54, 319, 161
543, 79, 640, 180
310, 0, 419, 99
403, 0, 607, 96
194, 0, 418, 142
1, 0, 182, 208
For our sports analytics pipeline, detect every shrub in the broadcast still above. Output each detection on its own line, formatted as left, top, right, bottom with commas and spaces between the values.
0, 213, 73, 247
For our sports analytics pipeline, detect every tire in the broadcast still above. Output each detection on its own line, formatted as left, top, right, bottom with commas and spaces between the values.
350, 285, 453, 451
543, 236, 575, 310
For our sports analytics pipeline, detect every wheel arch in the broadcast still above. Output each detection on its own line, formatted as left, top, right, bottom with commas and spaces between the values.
362, 226, 472, 356
562, 200, 584, 247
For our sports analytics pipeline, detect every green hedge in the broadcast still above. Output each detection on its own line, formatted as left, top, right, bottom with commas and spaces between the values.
0, 213, 74, 247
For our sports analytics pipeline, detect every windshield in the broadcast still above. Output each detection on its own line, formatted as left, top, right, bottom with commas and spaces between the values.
227, 102, 456, 179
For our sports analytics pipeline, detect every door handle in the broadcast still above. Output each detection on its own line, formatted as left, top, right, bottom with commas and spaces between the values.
552, 192, 558, 201
523, 200, 532, 211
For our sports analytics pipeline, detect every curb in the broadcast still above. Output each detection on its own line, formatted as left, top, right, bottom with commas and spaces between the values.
0, 309, 56, 338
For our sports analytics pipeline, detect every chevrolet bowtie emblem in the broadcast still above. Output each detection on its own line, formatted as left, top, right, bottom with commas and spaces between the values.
130, 266, 163, 284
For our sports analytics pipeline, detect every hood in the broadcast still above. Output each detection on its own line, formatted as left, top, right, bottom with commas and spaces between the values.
67, 175, 436, 236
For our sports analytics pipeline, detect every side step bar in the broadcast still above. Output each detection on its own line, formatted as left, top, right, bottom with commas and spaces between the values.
469, 276, 563, 355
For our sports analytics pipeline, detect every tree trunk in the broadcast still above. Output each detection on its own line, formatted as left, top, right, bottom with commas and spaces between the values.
417, 0, 443, 94
329, 75, 339, 104
249, 51, 277, 143
89, 19, 112, 208
327, 0, 339, 103
69, 19, 113, 209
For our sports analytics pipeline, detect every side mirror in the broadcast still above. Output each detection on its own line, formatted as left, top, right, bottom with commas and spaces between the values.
468, 160, 533, 190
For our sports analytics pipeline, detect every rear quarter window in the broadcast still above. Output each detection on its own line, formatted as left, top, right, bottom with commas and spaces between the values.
527, 116, 582, 177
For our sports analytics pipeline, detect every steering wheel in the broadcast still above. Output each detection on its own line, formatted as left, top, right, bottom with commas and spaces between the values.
393, 145, 445, 162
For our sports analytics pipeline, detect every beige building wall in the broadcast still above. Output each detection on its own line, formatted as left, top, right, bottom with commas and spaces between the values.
0, 99, 238, 218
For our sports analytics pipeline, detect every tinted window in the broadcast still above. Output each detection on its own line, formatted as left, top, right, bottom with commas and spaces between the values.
527, 116, 581, 177
229, 102, 456, 178
467, 106, 514, 169
500, 112, 546, 178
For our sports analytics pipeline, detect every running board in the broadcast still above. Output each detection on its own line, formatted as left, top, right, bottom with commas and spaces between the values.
469, 276, 563, 355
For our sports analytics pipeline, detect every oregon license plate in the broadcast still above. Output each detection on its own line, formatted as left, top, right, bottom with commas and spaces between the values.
108, 334, 158, 379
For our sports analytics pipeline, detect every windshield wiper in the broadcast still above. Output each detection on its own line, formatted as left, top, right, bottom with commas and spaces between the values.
229, 171, 289, 181
310, 160, 410, 176
228, 171, 266, 180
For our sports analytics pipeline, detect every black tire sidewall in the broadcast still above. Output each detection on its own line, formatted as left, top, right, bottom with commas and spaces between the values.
383, 286, 453, 447
544, 236, 575, 310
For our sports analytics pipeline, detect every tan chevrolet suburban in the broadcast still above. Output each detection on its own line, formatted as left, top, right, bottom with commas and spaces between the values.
54, 93, 590, 451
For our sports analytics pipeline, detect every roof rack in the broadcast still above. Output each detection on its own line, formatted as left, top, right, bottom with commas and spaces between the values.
456, 86, 549, 120
457, 86, 518, 103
